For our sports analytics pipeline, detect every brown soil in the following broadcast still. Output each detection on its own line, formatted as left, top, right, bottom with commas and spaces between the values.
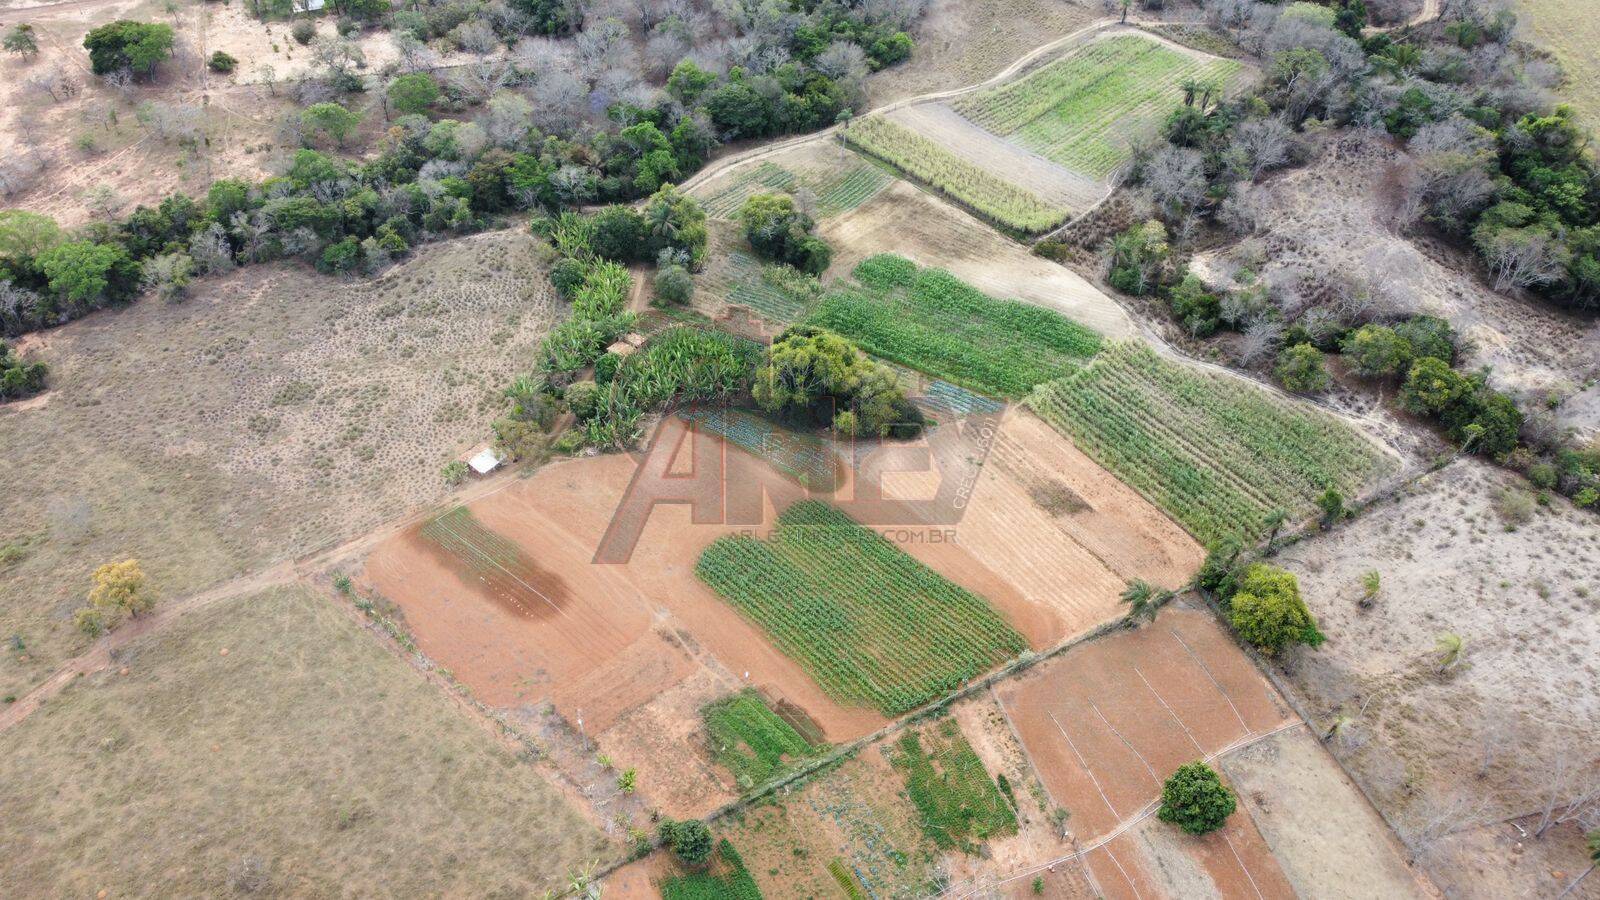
997, 603, 1293, 839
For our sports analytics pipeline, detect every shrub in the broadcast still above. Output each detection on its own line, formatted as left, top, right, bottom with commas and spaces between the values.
1158, 762, 1236, 835
440, 460, 468, 485
548, 257, 588, 299
1108, 220, 1170, 296
589, 205, 647, 262
563, 380, 599, 420
653, 264, 694, 305
83, 20, 175, 77
1394, 315, 1455, 363
388, 72, 440, 115
1274, 343, 1330, 393
1228, 563, 1324, 654
737, 193, 832, 274
1341, 324, 1412, 378
291, 19, 316, 45
659, 818, 714, 867
1166, 273, 1221, 336
207, 50, 237, 73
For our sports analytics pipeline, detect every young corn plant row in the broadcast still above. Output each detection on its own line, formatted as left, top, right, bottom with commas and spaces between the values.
843, 116, 1071, 233
954, 35, 1244, 177
1028, 343, 1395, 543
695, 501, 1026, 717
805, 254, 1101, 398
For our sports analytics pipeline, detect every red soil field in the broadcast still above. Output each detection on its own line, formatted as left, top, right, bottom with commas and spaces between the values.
995, 602, 1299, 897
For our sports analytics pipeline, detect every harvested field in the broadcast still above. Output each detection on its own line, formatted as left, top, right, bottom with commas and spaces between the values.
819, 177, 1137, 339
0, 228, 557, 702
952, 33, 1246, 179
1221, 727, 1426, 899
1029, 342, 1401, 543
0, 585, 610, 896
1273, 458, 1600, 893
1191, 132, 1600, 406
1516, 0, 1600, 130
807, 254, 1103, 397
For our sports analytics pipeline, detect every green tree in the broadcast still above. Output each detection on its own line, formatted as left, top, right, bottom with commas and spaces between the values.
0, 209, 63, 266
737, 193, 830, 274
1228, 563, 1325, 654
1341, 325, 1413, 378
1274, 343, 1331, 393
4, 23, 39, 58
207, 50, 237, 73
659, 818, 714, 867
36, 241, 135, 305
1316, 487, 1346, 526
1400, 357, 1472, 417
588, 205, 647, 262
1108, 220, 1170, 296
752, 326, 920, 437
665, 59, 716, 105
301, 102, 362, 147
387, 73, 440, 116
83, 20, 175, 78
1158, 762, 1236, 835
79, 558, 157, 634
653, 264, 693, 305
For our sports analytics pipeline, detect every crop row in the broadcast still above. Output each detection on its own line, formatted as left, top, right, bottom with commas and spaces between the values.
679, 406, 837, 489
695, 501, 1026, 716
702, 162, 800, 217
1028, 343, 1395, 543
805, 254, 1101, 398
954, 35, 1243, 177
843, 116, 1070, 233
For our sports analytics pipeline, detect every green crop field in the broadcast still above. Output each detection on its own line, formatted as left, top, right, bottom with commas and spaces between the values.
677, 407, 837, 489
806, 254, 1101, 398
844, 116, 1071, 232
696, 501, 1027, 716
661, 840, 763, 900
703, 690, 828, 791
889, 719, 1017, 852
1029, 343, 1396, 544
700, 159, 890, 220
954, 35, 1244, 177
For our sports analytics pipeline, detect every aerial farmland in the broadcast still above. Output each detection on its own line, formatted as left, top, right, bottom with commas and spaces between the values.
1, 0, 1596, 897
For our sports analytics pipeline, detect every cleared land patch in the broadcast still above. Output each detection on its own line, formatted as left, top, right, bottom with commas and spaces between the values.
952, 33, 1245, 178
0, 585, 609, 896
1515, 0, 1600, 131
1029, 343, 1398, 543
807, 254, 1102, 397
696, 500, 1028, 716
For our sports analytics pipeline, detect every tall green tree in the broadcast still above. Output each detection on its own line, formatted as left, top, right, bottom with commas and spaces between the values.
83, 20, 175, 78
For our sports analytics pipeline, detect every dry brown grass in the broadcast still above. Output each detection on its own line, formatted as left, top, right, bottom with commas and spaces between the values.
0, 228, 557, 702
0, 584, 612, 897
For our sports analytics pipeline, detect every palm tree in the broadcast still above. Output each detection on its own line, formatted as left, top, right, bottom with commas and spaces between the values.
1178, 76, 1205, 108
1262, 507, 1288, 549
1121, 579, 1172, 626
1435, 632, 1465, 674
1556, 830, 1600, 899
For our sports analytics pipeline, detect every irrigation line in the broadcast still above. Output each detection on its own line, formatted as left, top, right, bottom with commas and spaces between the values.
1133, 665, 1205, 755
1103, 843, 1145, 900
1088, 699, 1158, 782
1223, 832, 1267, 900
425, 514, 566, 617
1168, 627, 1253, 736
1052, 710, 1123, 822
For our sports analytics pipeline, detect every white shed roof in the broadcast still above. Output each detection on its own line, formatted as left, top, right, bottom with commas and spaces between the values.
467, 447, 501, 474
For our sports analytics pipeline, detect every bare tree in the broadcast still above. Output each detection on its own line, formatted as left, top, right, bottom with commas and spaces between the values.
450, 19, 499, 56
1534, 749, 1600, 839
1232, 116, 1293, 180
1142, 145, 1207, 219
140, 253, 194, 302
138, 100, 204, 144
1485, 229, 1569, 292
451, 59, 515, 104
25, 64, 80, 103
188, 223, 236, 275
1403, 791, 1486, 865
482, 90, 534, 148
1218, 183, 1268, 236
1237, 318, 1285, 365
390, 31, 437, 74
103, 66, 136, 101
256, 63, 278, 96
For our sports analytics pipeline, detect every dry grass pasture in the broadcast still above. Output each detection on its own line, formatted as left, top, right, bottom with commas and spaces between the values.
1515, 0, 1600, 131
0, 228, 556, 702
865, 0, 1099, 106
1274, 458, 1600, 893
0, 584, 611, 897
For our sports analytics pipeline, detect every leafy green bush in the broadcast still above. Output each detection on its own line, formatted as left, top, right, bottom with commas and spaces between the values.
83, 19, 174, 77
659, 818, 715, 867
1227, 564, 1325, 654
207, 50, 237, 73
654, 264, 694, 305
1274, 343, 1330, 394
1158, 762, 1236, 835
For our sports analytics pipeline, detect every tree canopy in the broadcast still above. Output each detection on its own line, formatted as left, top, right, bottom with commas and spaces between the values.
83, 19, 174, 78
1158, 762, 1237, 835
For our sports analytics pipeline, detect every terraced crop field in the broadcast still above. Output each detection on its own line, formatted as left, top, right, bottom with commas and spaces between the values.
1028, 343, 1396, 543
806, 254, 1101, 398
700, 159, 891, 220
695, 501, 1027, 716
953, 34, 1245, 177
844, 116, 1072, 232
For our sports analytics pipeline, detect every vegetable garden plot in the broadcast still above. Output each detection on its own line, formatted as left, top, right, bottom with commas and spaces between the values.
699, 251, 818, 326
699, 159, 890, 221
806, 254, 1102, 398
695, 501, 1027, 716
953, 34, 1245, 178
888, 718, 1017, 851
702, 162, 799, 218
704, 689, 829, 790
1028, 343, 1397, 543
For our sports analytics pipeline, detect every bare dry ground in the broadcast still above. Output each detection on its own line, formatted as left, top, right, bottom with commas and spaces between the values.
1273, 457, 1600, 895
0, 0, 397, 225
0, 228, 556, 702
0, 584, 611, 897
1190, 132, 1600, 408
865, 0, 1099, 106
